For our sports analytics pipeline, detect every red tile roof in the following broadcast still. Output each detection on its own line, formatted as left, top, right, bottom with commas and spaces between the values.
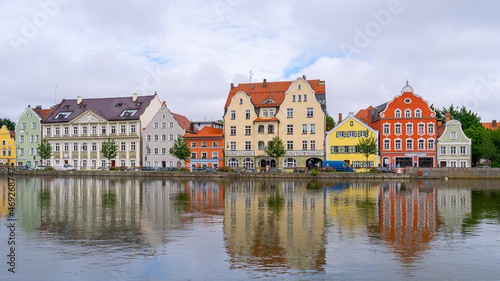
482, 122, 498, 130
172, 113, 198, 133
254, 117, 279, 122
184, 127, 223, 139
33, 108, 55, 122
437, 123, 446, 138
224, 79, 325, 109
355, 106, 373, 124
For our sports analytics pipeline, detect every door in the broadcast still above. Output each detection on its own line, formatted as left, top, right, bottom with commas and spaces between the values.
440, 161, 447, 167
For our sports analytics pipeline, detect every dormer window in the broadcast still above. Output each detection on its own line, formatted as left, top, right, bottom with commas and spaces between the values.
63, 105, 70, 109
120, 109, 138, 117
55, 112, 71, 119
115, 103, 123, 107
79, 104, 87, 108
262, 99, 276, 104
135, 102, 143, 106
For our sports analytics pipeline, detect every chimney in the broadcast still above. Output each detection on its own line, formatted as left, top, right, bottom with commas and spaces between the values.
230, 83, 234, 90
35, 105, 42, 109
77, 96, 82, 105
133, 93, 138, 102
263, 79, 267, 88
338, 113, 343, 123
302, 75, 306, 80
445, 112, 451, 122
493, 120, 497, 129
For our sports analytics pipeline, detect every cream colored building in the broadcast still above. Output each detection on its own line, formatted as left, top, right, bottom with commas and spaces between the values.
42, 94, 161, 168
223, 76, 327, 171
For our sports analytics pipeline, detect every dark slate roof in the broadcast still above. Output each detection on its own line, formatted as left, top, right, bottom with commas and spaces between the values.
370, 103, 388, 123
43, 95, 157, 123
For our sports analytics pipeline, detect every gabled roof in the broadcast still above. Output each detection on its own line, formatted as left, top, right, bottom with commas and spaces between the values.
327, 112, 378, 136
224, 79, 325, 109
172, 113, 198, 133
183, 126, 223, 139
355, 106, 373, 124
33, 108, 55, 122
437, 123, 446, 138
44, 94, 157, 123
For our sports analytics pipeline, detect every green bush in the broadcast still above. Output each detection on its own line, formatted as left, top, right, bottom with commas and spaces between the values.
311, 170, 318, 176
218, 166, 234, 172
179, 167, 189, 172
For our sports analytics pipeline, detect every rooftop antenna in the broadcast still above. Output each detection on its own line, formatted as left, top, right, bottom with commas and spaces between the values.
54, 84, 58, 104
249, 69, 253, 82
406, 80, 409, 85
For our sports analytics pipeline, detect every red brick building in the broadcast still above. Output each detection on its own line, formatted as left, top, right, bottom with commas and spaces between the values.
184, 126, 224, 170
360, 84, 437, 169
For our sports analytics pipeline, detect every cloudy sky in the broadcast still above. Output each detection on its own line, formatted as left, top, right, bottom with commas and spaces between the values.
2, 0, 500, 124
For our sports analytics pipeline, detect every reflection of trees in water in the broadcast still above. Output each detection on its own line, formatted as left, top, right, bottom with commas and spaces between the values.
462, 190, 500, 231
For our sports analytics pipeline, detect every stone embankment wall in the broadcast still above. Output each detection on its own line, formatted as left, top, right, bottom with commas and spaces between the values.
406, 166, 500, 179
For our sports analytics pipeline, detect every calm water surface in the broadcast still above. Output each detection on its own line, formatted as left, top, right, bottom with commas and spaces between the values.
1, 176, 499, 280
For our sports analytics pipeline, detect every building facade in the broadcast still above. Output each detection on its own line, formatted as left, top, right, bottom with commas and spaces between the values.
142, 102, 195, 168
223, 77, 326, 171
0, 125, 15, 167
15, 106, 53, 167
377, 84, 437, 169
184, 126, 224, 170
437, 116, 472, 167
42, 94, 161, 169
326, 112, 379, 171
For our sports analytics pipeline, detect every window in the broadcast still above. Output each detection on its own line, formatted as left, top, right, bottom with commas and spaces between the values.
64, 143, 70, 152
268, 125, 274, 134
30, 135, 34, 142
440, 146, 446, 155
169, 134, 174, 141
405, 109, 411, 118
395, 139, 402, 150
310, 140, 316, 150
191, 142, 196, 147
228, 158, 238, 168
201, 152, 207, 158
131, 142, 136, 151
161, 148, 166, 154
258, 125, 264, 133
358, 130, 367, 138
306, 107, 314, 118
262, 110, 268, 117
230, 142, 236, 150
287, 124, 293, 134
310, 124, 316, 134
406, 139, 413, 150
130, 124, 136, 134
406, 123, 413, 135
343, 146, 351, 153
395, 109, 401, 118
302, 140, 308, 150
415, 109, 422, 117
213, 141, 218, 147
146, 148, 151, 154
269, 109, 274, 117
82, 126, 87, 135
284, 158, 297, 168
18, 148, 24, 156
81, 143, 87, 151
298, 95, 302, 102
298, 84, 301, 90
101, 126, 106, 134
91, 142, 97, 152
19, 135, 24, 143
384, 139, 390, 150
64, 127, 69, 135
82, 160, 87, 168
230, 126, 236, 136
460, 161, 467, 168
347, 131, 356, 138
169, 122, 174, 128
383, 124, 390, 135
35, 135, 39, 142
292, 95, 296, 102
245, 126, 251, 135
450, 146, 457, 155
303, 94, 307, 101
22, 123, 26, 129
287, 141, 293, 150
395, 124, 402, 134
212, 152, 218, 158
154, 135, 159, 141
302, 124, 308, 134
331, 146, 340, 154
245, 141, 251, 150
162, 134, 166, 141
121, 142, 126, 151
418, 139, 425, 150
154, 122, 159, 129
460, 146, 466, 155
31, 122, 36, 129
90, 126, 96, 135
336, 131, 346, 138
428, 139, 435, 150
287, 108, 293, 118
147, 135, 151, 141
154, 148, 158, 154
428, 123, 435, 134
120, 125, 126, 134
111, 125, 116, 134
450, 131, 457, 139
230, 110, 236, 120
239, 98, 243, 104
450, 161, 457, 168
73, 143, 78, 151
161, 122, 166, 129
73, 126, 78, 135
201, 142, 207, 147
55, 127, 60, 135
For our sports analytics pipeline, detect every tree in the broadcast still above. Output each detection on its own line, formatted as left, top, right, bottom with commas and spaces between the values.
101, 138, 118, 167
479, 130, 499, 166
464, 125, 486, 165
37, 139, 52, 165
431, 104, 482, 131
0, 118, 15, 131
326, 113, 336, 131
169, 136, 190, 167
356, 131, 378, 171
265, 136, 286, 169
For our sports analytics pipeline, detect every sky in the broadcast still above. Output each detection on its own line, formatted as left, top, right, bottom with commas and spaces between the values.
2, 0, 500, 125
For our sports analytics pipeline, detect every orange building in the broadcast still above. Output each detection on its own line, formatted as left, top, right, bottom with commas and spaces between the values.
368, 83, 437, 168
184, 126, 224, 170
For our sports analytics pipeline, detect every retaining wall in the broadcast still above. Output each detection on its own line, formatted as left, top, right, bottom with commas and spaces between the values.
406, 166, 500, 179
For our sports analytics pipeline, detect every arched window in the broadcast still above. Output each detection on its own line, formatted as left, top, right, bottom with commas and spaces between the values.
395, 109, 401, 118
243, 158, 254, 168
283, 158, 297, 168
258, 125, 264, 133
415, 109, 422, 117
268, 124, 274, 134
7, 148, 12, 156
405, 109, 411, 118
1, 148, 5, 156
258, 141, 265, 150
228, 158, 238, 169
1, 140, 5, 145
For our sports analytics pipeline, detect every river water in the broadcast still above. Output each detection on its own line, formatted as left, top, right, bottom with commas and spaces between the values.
1, 176, 499, 280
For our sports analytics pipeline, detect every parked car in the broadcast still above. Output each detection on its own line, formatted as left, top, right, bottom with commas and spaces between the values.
16, 165, 29, 170
94, 166, 109, 171
371, 167, 396, 173
294, 167, 311, 173
54, 164, 76, 171
34, 165, 47, 170
141, 166, 155, 171
244, 168, 256, 173
322, 161, 356, 172
155, 167, 169, 171
268, 167, 285, 173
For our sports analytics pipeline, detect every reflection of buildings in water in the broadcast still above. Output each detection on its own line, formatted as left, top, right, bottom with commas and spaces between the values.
436, 188, 471, 233
326, 182, 379, 237
185, 180, 224, 216
223, 181, 326, 272
370, 183, 439, 264
0, 178, 11, 217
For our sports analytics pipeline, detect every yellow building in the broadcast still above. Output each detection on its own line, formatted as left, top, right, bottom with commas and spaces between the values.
326, 112, 379, 171
0, 125, 15, 167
